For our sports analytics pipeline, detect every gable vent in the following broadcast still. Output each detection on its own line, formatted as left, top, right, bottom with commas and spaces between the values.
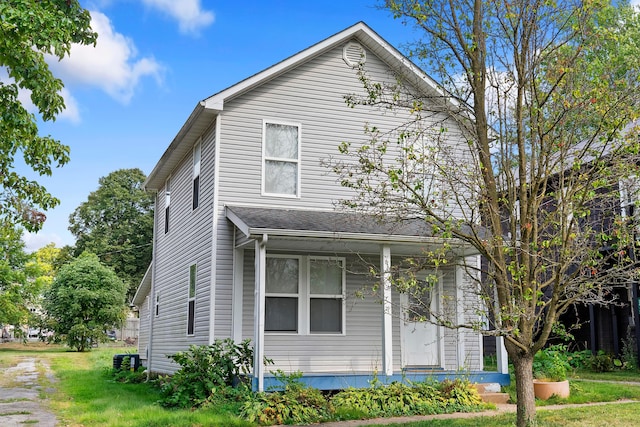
343, 42, 366, 68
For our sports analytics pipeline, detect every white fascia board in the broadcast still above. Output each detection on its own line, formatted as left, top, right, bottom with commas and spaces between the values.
132, 263, 153, 306
245, 227, 455, 246
225, 206, 251, 237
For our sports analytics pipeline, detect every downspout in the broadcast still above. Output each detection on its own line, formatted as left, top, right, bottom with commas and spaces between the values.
209, 115, 222, 344
146, 193, 159, 382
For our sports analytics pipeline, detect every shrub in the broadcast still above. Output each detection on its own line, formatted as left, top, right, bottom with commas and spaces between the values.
533, 344, 571, 381
158, 339, 257, 408
240, 371, 331, 425
566, 349, 593, 369
331, 379, 483, 419
590, 351, 614, 372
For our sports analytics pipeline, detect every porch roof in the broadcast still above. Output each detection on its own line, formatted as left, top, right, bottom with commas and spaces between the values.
226, 205, 477, 255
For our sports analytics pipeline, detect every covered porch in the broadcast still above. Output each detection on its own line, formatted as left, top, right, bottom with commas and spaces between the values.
225, 206, 510, 391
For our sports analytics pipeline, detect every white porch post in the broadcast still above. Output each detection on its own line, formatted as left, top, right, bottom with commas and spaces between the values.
496, 336, 509, 374
253, 235, 267, 391
455, 263, 466, 369
381, 245, 393, 376
232, 247, 244, 343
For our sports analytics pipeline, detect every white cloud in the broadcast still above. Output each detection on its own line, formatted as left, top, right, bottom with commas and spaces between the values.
22, 231, 65, 253
141, 0, 214, 35
632, 0, 640, 8
47, 11, 163, 104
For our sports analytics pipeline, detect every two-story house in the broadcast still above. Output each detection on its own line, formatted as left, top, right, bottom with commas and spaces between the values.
132, 22, 509, 391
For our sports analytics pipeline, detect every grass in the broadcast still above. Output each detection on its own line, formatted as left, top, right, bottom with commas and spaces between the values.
374, 402, 640, 426
1, 343, 252, 427
570, 368, 640, 382
2, 343, 640, 426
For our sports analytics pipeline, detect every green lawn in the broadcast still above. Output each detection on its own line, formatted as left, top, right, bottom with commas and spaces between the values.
2, 343, 640, 426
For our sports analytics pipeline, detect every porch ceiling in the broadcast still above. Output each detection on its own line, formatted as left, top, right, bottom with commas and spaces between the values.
225, 205, 478, 256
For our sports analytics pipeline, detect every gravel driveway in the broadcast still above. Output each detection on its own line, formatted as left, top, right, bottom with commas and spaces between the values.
0, 357, 58, 427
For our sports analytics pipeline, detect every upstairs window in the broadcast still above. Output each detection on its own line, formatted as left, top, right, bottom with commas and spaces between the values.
263, 121, 300, 197
164, 178, 171, 234
193, 142, 201, 210
187, 264, 196, 335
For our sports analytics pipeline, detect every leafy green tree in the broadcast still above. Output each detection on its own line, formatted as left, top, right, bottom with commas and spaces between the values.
68, 169, 154, 299
44, 252, 127, 351
0, 1, 96, 231
332, 1, 640, 425
0, 221, 38, 330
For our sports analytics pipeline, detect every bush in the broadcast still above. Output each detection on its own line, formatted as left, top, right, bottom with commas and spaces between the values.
158, 339, 256, 408
533, 344, 571, 381
331, 379, 483, 419
240, 371, 331, 425
590, 351, 615, 372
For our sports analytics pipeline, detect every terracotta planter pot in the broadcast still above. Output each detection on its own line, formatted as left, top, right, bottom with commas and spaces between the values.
533, 379, 570, 400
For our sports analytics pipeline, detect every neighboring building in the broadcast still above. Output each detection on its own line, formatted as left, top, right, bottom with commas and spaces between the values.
133, 22, 509, 390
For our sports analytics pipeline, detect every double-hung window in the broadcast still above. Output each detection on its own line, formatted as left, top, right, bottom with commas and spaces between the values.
193, 142, 201, 210
264, 255, 345, 334
265, 257, 299, 332
262, 121, 300, 197
309, 258, 344, 333
164, 178, 171, 234
187, 264, 196, 335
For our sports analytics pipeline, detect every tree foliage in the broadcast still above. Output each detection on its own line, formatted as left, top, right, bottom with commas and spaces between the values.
0, 1, 97, 231
0, 221, 39, 329
68, 168, 154, 299
44, 252, 127, 351
331, 1, 640, 425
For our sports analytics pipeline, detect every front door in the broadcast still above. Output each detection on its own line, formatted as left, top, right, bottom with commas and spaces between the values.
401, 276, 443, 367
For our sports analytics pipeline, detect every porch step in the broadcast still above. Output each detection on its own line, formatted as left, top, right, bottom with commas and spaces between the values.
479, 391, 510, 404
473, 383, 511, 404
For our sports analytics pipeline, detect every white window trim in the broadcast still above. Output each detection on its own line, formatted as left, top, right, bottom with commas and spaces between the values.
264, 254, 345, 336
187, 263, 197, 336
261, 119, 301, 198
265, 254, 303, 334
307, 256, 346, 336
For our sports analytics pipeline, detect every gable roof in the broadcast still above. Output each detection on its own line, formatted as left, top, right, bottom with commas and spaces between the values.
144, 21, 461, 191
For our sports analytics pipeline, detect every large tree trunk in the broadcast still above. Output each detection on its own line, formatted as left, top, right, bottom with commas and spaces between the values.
512, 352, 536, 427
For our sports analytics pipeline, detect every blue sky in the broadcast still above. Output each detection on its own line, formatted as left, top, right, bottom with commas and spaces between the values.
19, 0, 416, 251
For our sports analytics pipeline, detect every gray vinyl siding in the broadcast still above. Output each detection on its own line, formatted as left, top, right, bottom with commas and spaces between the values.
138, 295, 150, 362
148, 127, 216, 374
148, 37, 478, 375
216, 41, 469, 210
241, 251, 401, 373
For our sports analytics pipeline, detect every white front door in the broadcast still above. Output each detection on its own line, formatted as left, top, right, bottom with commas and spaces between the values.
401, 276, 443, 367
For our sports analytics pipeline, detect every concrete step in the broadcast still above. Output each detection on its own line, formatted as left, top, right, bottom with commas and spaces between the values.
479, 391, 510, 404
473, 383, 511, 404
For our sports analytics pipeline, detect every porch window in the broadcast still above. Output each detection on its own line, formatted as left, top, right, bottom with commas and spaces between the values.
309, 258, 344, 333
187, 264, 196, 335
262, 121, 300, 197
265, 257, 299, 332
264, 255, 345, 335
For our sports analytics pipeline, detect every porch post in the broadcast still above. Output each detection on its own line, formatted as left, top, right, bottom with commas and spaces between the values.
381, 245, 393, 376
253, 235, 267, 391
496, 336, 509, 374
455, 263, 466, 369
232, 247, 244, 343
